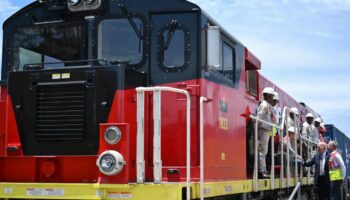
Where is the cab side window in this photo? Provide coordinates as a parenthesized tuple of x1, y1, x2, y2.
(246, 70, 257, 96)
(158, 21, 190, 72)
(214, 41, 235, 83)
(222, 42, 234, 81)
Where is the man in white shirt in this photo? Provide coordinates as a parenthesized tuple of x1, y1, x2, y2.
(257, 87, 275, 178)
(302, 113, 318, 143)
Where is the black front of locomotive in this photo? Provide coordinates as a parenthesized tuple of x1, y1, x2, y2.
(1, 0, 200, 156)
(2, 0, 149, 155)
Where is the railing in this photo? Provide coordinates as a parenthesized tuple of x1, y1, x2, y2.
(288, 182, 301, 200)
(199, 97, 208, 200)
(249, 115, 283, 191)
(136, 87, 191, 200)
(251, 106, 311, 191)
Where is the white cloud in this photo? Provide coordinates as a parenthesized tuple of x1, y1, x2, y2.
(299, 0, 350, 11)
(190, 0, 350, 136)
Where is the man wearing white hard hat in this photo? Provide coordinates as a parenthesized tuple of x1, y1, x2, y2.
(302, 113, 319, 143)
(302, 113, 318, 175)
(288, 107, 299, 130)
(256, 87, 275, 178)
(283, 127, 303, 177)
(314, 117, 322, 130)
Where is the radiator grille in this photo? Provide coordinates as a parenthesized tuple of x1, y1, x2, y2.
(35, 82, 86, 142)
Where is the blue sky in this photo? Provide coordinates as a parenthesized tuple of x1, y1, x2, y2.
(192, 0, 350, 136)
(1, 0, 350, 136)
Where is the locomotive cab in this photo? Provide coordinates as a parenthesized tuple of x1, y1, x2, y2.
(0, 0, 200, 184)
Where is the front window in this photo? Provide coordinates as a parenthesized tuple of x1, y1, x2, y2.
(13, 23, 85, 71)
(98, 18, 143, 65)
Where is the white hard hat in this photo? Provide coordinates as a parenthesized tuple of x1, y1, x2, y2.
(290, 107, 299, 115)
(273, 92, 279, 100)
(288, 127, 295, 133)
(320, 123, 326, 129)
(314, 117, 322, 123)
(262, 87, 275, 95)
(306, 113, 314, 118)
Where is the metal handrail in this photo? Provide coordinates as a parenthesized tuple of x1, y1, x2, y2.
(250, 115, 282, 191)
(280, 107, 287, 188)
(288, 182, 301, 200)
(299, 135, 318, 145)
(136, 87, 191, 200)
(293, 116, 298, 182)
(200, 97, 208, 200)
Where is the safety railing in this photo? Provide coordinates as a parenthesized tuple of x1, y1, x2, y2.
(288, 182, 301, 200)
(251, 106, 306, 191)
(300, 134, 318, 184)
(199, 97, 208, 200)
(136, 87, 191, 200)
(250, 115, 283, 191)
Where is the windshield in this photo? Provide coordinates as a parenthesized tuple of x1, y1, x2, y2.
(98, 18, 143, 65)
(13, 23, 85, 70)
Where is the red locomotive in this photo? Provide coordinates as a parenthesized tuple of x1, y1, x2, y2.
(0, 0, 331, 199)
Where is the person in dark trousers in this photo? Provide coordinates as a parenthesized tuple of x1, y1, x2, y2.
(328, 141, 346, 200)
(303, 142, 330, 200)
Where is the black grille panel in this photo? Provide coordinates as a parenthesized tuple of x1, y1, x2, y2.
(35, 82, 86, 142)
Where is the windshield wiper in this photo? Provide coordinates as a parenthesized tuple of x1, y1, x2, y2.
(118, 4, 144, 40)
(164, 20, 178, 50)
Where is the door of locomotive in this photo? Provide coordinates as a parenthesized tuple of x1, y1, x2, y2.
(148, 12, 198, 176)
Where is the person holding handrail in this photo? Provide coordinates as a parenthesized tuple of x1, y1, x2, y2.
(283, 127, 303, 177)
(328, 141, 346, 200)
(257, 87, 275, 179)
(303, 142, 330, 200)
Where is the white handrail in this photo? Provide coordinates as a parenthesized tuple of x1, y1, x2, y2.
(153, 90, 162, 183)
(250, 114, 281, 191)
(136, 90, 145, 183)
(250, 115, 283, 131)
(288, 182, 301, 200)
(253, 115, 259, 192)
(136, 87, 191, 200)
(200, 97, 208, 200)
(293, 117, 298, 181)
(280, 107, 287, 188)
(299, 135, 318, 145)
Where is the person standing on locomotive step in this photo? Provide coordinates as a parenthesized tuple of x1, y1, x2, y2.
(257, 87, 275, 178)
(302, 113, 318, 174)
(283, 127, 303, 177)
(314, 117, 322, 130)
(302, 113, 319, 143)
(328, 141, 346, 200)
(303, 142, 330, 200)
(287, 107, 299, 129)
(318, 123, 327, 143)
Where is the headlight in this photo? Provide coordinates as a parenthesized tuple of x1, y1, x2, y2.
(68, 0, 80, 6)
(104, 126, 122, 145)
(83, 0, 96, 4)
(97, 151, 125, 176)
